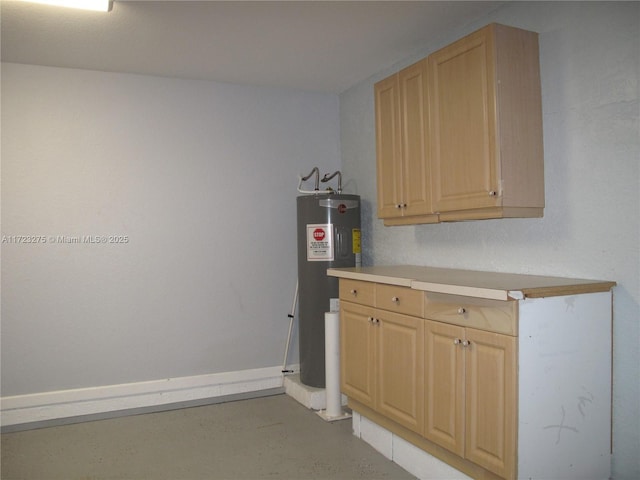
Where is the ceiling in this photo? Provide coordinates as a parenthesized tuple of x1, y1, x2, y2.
(0, 0, 504, 93)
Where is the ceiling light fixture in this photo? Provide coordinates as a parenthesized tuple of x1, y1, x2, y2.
(20, 0, 113, 12)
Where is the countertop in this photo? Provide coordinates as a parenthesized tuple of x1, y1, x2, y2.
(327, 265, 616, 301)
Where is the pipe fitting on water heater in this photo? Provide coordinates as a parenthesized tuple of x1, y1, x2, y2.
(298, 167, 344, 194)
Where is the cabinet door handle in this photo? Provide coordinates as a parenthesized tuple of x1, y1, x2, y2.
(368, 317, 374, 324)
(489, 190, 497, 196)
(391, 296, 399, 303)
(462, 340, 471, 347)
(457, 307, 466, 315)
(454, 338, 462, 345)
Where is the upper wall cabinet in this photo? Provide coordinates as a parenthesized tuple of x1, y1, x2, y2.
(375, 23, 544, 225)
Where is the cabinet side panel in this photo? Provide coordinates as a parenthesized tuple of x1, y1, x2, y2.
(518, 292, 612, 479)
(494, 24, 544, 208)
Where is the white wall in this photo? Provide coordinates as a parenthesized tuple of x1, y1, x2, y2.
(1, 64, 340, 396)
(339, 2, 639, 479)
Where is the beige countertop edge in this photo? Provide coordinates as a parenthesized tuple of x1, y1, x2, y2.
(409, 281, 511, 301)
(325, 268, 413, 287)
(327, 267, 616, 301)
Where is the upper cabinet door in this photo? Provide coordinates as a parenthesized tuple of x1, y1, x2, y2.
(375, 75, 403, 219)
(428, 26, 500, 213)
(399, 59, 432, 218)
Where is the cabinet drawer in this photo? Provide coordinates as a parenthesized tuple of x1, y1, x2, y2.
(339, 279, 375, 306)
(425, 293, 518, 335)
(375, 284, 424, 317)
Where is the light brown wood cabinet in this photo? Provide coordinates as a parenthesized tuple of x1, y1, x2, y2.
(332, 266, 615, 480)
(341, 278, 516, 478)
(374, 23, 544, 225)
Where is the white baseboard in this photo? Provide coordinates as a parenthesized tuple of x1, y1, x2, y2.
(1, 365, 298, 428)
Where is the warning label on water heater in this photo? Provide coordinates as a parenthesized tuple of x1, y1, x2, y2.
(307, 223, 334, 261)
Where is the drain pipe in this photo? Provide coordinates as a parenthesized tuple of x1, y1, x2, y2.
(317, 310, 351, 422)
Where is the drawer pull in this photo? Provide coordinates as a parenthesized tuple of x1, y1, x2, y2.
(391, 296, 400, 303)
(457, 307, 466, 315)
(350, 289, 357, 296)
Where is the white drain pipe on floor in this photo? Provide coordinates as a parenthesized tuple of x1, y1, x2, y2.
(317, 310, 351, 422)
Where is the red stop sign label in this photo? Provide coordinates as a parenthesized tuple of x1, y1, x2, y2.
(313, 228, 326, 241)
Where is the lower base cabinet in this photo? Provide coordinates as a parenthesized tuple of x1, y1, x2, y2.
(333, 267, 614, 480)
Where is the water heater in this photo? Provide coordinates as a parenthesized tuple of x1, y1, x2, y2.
(297, 193, 361, 388)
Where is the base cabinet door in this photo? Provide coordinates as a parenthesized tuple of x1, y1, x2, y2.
(340, 302, 376, 409)
(424, 321, 517, 479)
(424, 320, 465, 455)
(464, 328, 517, 479)
(377, 310, 424, 435)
